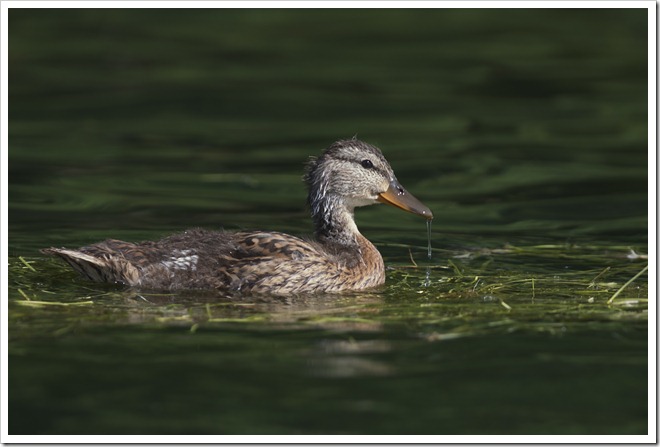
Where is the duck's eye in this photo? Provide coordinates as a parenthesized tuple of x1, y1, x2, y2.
(361, 159, 374, 169)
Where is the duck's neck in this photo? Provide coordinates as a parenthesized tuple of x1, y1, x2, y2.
(310, 192, 385, 280)
(310, 194, 361, 247)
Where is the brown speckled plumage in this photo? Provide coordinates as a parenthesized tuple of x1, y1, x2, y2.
(43, 138, 432, 295)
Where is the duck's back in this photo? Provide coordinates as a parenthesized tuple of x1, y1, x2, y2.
(43, 228, 385, 294)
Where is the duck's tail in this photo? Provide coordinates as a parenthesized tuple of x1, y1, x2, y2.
(41, 248, 141, 286)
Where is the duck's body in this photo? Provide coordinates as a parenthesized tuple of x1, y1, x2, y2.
(46, 229, 385, 294)
(43, 139, 432, 295)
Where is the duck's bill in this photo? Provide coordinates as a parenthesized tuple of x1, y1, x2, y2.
(377, 180, 433, 219)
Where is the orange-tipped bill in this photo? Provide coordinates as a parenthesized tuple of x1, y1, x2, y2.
(377, 179, 433, 220)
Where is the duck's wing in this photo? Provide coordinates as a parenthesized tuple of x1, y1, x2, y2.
(229, 231, 321, 261)
(42, 229, 237, 286)
(42, 229, 325, 290)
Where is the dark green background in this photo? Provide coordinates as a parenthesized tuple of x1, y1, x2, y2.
(8, 8, 648, 435)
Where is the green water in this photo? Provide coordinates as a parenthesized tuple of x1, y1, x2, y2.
(8, 8, 649, 435)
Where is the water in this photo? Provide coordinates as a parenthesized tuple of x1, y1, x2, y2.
(7, 8, 649, 436)
(427, 219, 433, 260)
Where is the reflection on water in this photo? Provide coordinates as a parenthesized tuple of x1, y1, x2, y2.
(8, 7, 648, 436)
(308, 339, 394, 378)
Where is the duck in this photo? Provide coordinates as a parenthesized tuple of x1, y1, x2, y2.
(43, 138, 433, 295)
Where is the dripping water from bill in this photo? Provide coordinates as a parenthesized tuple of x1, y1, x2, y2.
(426, 219, 432, 260)
(424, 218, 432, 287)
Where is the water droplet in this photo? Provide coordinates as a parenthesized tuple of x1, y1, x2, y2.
(423, 267, 431, 287)
(426, 219, 433, 260)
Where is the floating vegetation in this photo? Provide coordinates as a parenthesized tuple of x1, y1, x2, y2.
(7, 241, 648, 336)
(18, 256, 37, 272)
(608, 265, 649, 305)
(14, 300, 95, 308)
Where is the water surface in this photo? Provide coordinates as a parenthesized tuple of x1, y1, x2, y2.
(8, 8, 648, 436)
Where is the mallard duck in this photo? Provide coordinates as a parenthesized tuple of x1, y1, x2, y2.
(43, 138, 433, 294)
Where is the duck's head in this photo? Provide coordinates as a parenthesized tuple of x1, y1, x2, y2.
(304, 139, 433, 220)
